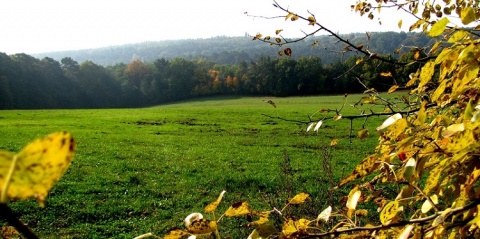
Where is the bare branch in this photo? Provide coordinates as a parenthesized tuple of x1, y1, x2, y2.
(303, 197, 480, 238)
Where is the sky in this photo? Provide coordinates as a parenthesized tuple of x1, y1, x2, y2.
(0, 0, 415, 55)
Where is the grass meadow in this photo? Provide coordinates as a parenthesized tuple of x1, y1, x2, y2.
(0, 94, 400, 238)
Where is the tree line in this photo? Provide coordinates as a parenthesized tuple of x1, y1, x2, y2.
(0, 50, 418, 109)
(33, 32, 433, 66)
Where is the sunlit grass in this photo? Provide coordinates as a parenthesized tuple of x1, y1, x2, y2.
(0, 93, 405, 238)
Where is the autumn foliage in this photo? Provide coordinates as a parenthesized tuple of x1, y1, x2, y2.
(2, 0, 480, 239)
(153, 0, 480, 238)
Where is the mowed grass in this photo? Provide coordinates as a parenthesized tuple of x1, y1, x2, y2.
(0, 94, 401, 238)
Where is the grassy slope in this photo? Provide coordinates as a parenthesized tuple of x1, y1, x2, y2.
(0, 94, 395, 238)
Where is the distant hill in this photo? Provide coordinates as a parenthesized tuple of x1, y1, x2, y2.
(33, 32, 434, 66)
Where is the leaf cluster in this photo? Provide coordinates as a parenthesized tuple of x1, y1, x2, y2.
(165, 0, 480, 238)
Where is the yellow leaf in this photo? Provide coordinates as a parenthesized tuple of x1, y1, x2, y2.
(338, 155, 379, 187)
(253, 33, 262, 40)
(414, 50, 420, 60)
(282, 219, 310, 237)
(410, 19, 426, 31)
(418, 61, 435, 90)
(428, 17, 450, 37)
(291, 15, 299, 21)
(285, 12, 294, 21)
(453, 65, 479, 99)
(185, 218, 217, 234)
(380, 72, 393, 77)
(431, 80, 447, 102)
(386, 118, 407, 139)
(204, 190, 226, 213)
(434, 48, 453, 65)
(289, 193, 309, 204)
(357, 129, 369, 139)
(461, 7, 476, 25)
(308, 16, 316, 25)
(333, 115, 342, 121)
(468, 205, 480, 227)
(275, 29, 283, 35)
(0, 132, 75, 206)
(465, 99, 475, 120)
(164, 229, 191, 239)
(248, 212, 270, 227)
(275, 38, 282, 43)
(398, 19, 403, 29)
(330, 139, 339, 146)
(387, 85, 399, 94)
(380, 201, 399, 225)
(430, 41, 442, 54)
(415, 101, 427, 125)
(421, 194, 439, 214)
(356, 58, 364, 65)
(448, 30, 469, 43)
(225, 201, 251, 217)
(376, 113, 402, 131)
(424, 161, 445, 195)
(442, 123, 465, 138)
(355, 209, 369, 216)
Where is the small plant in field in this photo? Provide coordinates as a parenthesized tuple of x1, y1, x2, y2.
(0, 132, 76, 239)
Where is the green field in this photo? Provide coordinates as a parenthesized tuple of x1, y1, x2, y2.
(0, 95, 396, 238)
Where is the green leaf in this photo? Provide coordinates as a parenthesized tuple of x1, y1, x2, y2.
(428, 17, 449, 37)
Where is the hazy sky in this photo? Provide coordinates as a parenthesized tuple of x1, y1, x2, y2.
(0, 0, 414, 54)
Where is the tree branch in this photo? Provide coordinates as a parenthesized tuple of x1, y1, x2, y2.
(303, 197, 480, 238)
(0, 204, 39, 239)
(250, 0, 436, 66)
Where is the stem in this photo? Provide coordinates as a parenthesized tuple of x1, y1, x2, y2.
(0, 204, 39, 239)
(1, 155, 18, 203)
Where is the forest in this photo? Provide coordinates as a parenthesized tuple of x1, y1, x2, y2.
(1, 32, 431, 109)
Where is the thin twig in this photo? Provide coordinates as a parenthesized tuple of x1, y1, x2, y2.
(303, 197, 480, 238)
